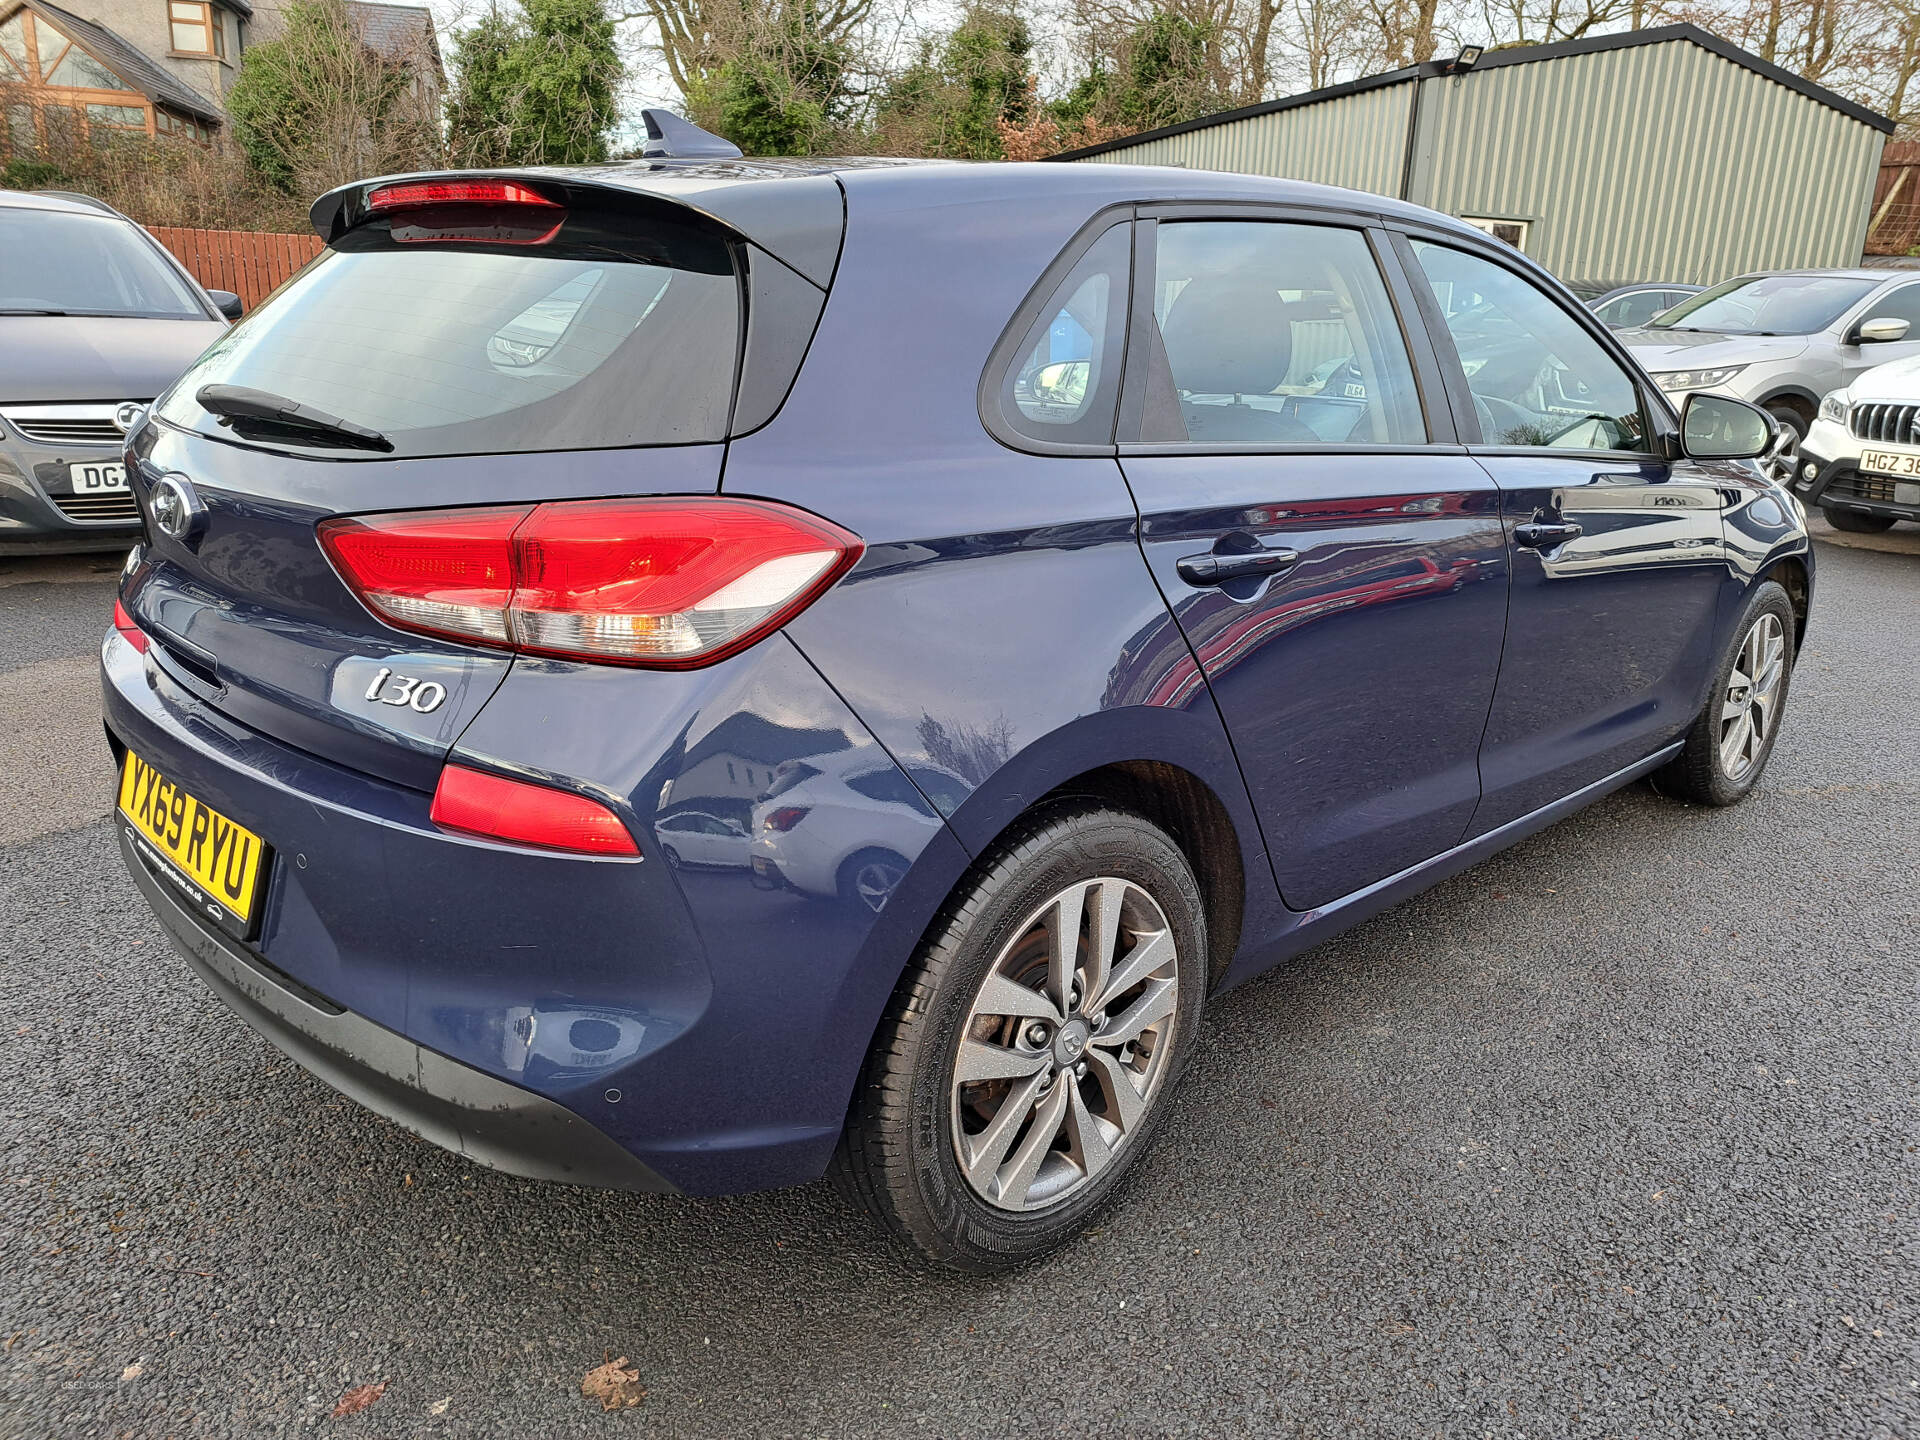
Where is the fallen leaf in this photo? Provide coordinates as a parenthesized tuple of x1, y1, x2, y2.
(331, 1381, 388, 1419)
(429, 1396, 451, 1415)
(121, 1362, 143, 1382)
(581, 1357, 646, 1411)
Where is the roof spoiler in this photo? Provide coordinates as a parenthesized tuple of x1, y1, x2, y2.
(640, 108, 742, 160)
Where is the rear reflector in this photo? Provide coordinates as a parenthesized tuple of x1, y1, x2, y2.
(430, 765, 638, 856)
(113, 598, 149, 654)
(320, 498, 862, 669)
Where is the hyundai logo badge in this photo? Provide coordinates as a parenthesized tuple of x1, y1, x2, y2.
(148, 473, 206, 543)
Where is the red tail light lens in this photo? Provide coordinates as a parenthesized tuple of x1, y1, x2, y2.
(430, 764, 638, 856)
(763, 806, 810, 832)
(319, 498, 862, 669)
(113, 598, 149, 654)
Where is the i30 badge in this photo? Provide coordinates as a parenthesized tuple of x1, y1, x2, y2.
(148, 473, 206, 543)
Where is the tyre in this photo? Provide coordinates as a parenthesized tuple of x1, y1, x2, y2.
(838, 848, 910, 914)
(1822, 506, 1897, 535)
(1654, 580, 1795, 806)
(661, 844, 681, 867)
(1763, 402, 1807, 472)
(835, 804, 1207, 1272)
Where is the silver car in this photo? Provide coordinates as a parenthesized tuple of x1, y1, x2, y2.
(1619, 269, 1920, 467)
(0, 189, 234, 555)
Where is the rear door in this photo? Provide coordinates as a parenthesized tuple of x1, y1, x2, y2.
(122, 180, 753, 792)
(1398, 233, 1727, 834)
(1120, 212, 1510, 912)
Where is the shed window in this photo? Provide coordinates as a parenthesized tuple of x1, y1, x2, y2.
(1462, 217, 1529, 251)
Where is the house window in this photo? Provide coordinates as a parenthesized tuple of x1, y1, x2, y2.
(1462, 217, 1530, 251)
(86, 102, 146, 128)
(169, 0, 219, 56)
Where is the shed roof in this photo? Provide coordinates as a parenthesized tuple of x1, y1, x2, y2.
(16, 0, 226, 124)
(1050, 23, 1895, 163)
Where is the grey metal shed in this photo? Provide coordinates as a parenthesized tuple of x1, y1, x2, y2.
(1053, 25, 1894, 287)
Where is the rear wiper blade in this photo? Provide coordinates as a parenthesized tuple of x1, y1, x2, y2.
(196, 383, 393, 453)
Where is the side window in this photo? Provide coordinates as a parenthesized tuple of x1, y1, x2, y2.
(1145, 221, 1425, 446)
(995, 223, 1130, 448)
(1413, 241, 1650, 453)
(1862, 285, 1920, 331)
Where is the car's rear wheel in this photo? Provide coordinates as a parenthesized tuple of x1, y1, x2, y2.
(835, 804, 1207, 1271)
(1654, 580, 1795, 806)
(839, 848, 909, 914)
(1822, 506, 1897, 534)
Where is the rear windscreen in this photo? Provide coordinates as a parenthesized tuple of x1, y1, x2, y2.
(156, 196, 740, 457)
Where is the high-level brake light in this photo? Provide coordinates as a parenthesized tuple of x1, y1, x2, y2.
(365, 180, 565, 245)
(319, 498, 863, 670)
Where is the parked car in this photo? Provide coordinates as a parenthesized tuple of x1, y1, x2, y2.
(1618, 269, 1920, 467)
(0, 189, 237, 555)
(1796, 354, 1920, 532)
(653, 809, 751, 869)
(1586, 282, 1703, 329)
(105, 125, 1811, 1273)
(749, 753, 970, 911)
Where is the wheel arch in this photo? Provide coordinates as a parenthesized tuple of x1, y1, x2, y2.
(1755, 387, 1819, 425)
(1759, 550, 1811, 651)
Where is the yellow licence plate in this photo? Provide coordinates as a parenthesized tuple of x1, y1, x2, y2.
(118, 750, 268, 936)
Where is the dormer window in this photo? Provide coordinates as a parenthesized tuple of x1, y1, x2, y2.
(169, 0, 223, 58)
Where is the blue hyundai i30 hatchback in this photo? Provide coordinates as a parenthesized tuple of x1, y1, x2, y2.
(104, 137, 1812, 1270)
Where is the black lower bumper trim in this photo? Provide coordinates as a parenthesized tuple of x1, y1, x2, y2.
(124, 830, 675, 1194)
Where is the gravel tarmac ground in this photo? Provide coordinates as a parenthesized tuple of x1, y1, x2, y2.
(1, 537, 1916, 1440)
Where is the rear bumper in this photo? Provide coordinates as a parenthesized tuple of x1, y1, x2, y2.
(124, 824, 675, 1192)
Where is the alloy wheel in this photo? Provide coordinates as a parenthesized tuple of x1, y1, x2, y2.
(1719, 611, 1785, 781)
(949, 877, 1181, 1213)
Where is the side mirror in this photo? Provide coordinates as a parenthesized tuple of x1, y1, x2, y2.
(1679, 391, 1776, 461)
(208, 289, 244, 321)
(1855, 316, 1911, 344)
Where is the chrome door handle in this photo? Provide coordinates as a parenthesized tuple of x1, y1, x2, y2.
(1514, 521, 1583, 550)
(1176, 547, 1301, 587)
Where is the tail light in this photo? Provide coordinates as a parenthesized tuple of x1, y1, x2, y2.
(763, 806, 810, 832)
(430, 764, 638, 856)
(319, 498, 862, 669)
(366, 179, 564, 246)
(113, 598, 149, 654)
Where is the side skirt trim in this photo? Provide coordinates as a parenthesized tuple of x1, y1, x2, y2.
(1219, 741, 1683, 991)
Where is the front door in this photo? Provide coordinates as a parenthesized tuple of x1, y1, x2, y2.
(1839, 281, 1920, 388)
(1402, 237, 1728, 835)
(1122, 217, 1510, 911)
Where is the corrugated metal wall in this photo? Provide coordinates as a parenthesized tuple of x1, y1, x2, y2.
(1071, 36, 1886, 285)
(1077, 80, 1413, 198)
(1411, 42, 1884, 282)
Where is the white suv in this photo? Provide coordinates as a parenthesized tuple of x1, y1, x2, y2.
(1797, 354, 1920, 533)
(1619, 269, 1920, 471)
